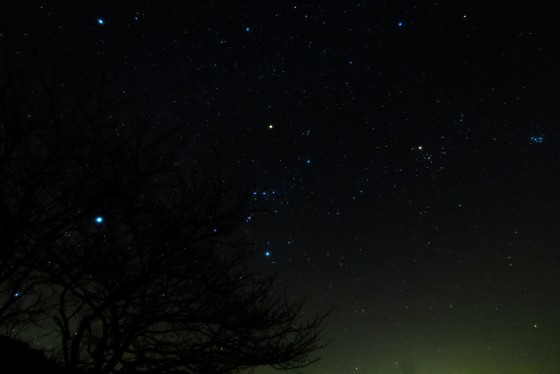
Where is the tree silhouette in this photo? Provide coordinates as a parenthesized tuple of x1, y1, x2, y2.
(49, 171, 326, 373)
(0, 40, 327, 372)
(0, 38, 181, 331)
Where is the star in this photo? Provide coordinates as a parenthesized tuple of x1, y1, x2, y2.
(268, 123, 274, 129)
(306, 159, 311, 165)
(265, 251, 271, 257)
(397, 21, 404, 28)
(95, 216, 104, 224)
(245, 26, 250, 32)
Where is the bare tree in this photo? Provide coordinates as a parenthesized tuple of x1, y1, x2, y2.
(0, 39, 327, 372)
(0, 38, 180, 330)
(46, 166, 326, 373)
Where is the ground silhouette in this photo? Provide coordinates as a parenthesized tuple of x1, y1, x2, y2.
(0, 336, 80, 373)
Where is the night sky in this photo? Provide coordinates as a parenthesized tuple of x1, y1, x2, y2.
(4, 1, 560, 373)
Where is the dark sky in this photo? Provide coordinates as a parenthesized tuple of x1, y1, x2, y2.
(4, 1, 560, 372)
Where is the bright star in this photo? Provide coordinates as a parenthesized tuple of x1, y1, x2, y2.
(245, 26, 250, 32)
(95, 216, 104, 224)
(306, 159, 311, 165)
(265, 251, 271, 257)
(268, 123, 274, 129)
(397, 21, 404, 27)
(97, 18, 105, 26)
